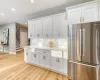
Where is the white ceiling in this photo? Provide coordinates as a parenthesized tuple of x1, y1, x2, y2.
(0, 0, 92, 25)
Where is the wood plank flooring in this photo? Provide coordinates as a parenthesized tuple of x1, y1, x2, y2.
(0, 51, 68, 80)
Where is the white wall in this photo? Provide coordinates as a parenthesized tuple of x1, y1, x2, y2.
(0, 23, 16, 54)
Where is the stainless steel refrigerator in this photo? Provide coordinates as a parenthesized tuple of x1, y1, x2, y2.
(68, 22, 100, 80)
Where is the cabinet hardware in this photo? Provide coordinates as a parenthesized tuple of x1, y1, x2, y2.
(37, 34, 40, 37)
(83, 17, 84, 22)
(43, 55, 46, 60)
(80, 17, 81, 22)
(26, 52, 28, 56)
(46, 34, 48, 37)
(30, 34, 32, 37)
(34, 54, 36, 57)
(56, 58, 60, 62)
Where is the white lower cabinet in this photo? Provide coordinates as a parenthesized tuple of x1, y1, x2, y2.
(39, 50, 51, 68)
(51, 57, 65, 73)
(24, 49, 31, 63)
(31, 51, 39, 65)
(24, 48, 68, 75)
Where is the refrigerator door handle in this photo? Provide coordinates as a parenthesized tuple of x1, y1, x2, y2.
(96, 30, 99, 64)
(79, 29, 82, 57)
(83, 29, 85, 56)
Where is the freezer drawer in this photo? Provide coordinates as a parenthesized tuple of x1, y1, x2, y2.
(68, 61, 97, 80)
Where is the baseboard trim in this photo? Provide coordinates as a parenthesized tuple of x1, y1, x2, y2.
(9, 52, 16, 54)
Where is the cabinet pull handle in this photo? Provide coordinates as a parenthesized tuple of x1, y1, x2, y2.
(56, 58, 59, 62)
(80, 17, 81, 22)
(34, 54, 36, 57)
(43, 56, 46, 60)
(83, 17, 84, 22)
(37, 34, 40, 37)
(30, 34, 32, 37)
(46, 34, 48, 37)
(26, 52, 28, 56)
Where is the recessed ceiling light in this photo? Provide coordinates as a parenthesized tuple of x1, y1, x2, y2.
(31, 0, 34, 3)
(12, 8, 16, 11)
(0, 13, 4, 16)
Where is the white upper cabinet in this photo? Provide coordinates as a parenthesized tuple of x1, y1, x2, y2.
(82, 3, 98, 23)
(34, 19, 43, 38)
(28, 21, 34, 38)
(42, 17, 53, 38)
(66, 1, 99, 24)
(67, 7, 82, 24)
(53, 13, 68, 38)
(28, 12, 67, 38)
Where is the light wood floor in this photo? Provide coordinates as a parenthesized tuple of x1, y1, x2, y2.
(0, 51, 68, 80)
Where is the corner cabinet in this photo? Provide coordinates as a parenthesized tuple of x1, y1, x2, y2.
(66, 1, 99, 24)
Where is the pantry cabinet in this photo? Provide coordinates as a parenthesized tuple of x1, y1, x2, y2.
(66, 2, 99, 24)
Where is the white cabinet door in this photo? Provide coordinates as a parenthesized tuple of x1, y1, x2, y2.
(31, 52, 39, 65)
(24, 50, 31, 63)
(53, 13, 68, 38)
(39, 51, 51, 68)
(34, 19, 43, 38)
(67, 7, 81, 24)
(28, 21, 34, 38)
(82, 3, 98, 23)
(51, 50, 65, 73)
(42, 17, 53, 38)
(51, 57, 64, 73)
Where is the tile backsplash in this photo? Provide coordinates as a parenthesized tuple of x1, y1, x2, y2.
(30, 38, 68, 48)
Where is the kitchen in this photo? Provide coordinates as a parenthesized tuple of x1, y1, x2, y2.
(0, 0, 100, 80)
(26, 0, 100, 80)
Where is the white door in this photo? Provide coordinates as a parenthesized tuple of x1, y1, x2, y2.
(67, 7, 82, 24)
(82, 3, 98, 23)
(28, 21, 33, 38)
(20, 32, 28, 49)
(42, 17, 53, 38)
(34, 19, 43, 38)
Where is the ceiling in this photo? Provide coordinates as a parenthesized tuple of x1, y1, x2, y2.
(0, 0, 92, 25)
